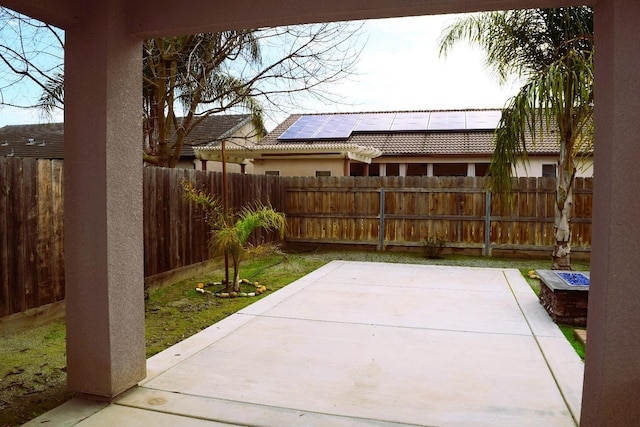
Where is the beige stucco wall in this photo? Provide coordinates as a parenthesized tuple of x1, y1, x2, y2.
(374, 156, 487, 176)
(513, 156, 594, 178)
(252, 157, 344, 176)
(249, 154, 594, 178)
(376, 155, 593, 177)
(200, 161, 253, 174)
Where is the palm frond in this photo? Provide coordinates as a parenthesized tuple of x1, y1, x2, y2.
(439, 8, 593, 83)
(209, 225, 243, 259)
(181, 180, 224, 227)
(37, 72, 64, 114)
(486, 30, 593, 201)
(236, 201, 287, 245)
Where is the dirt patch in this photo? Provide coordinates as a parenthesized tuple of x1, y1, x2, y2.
(0, 319, 71, 426)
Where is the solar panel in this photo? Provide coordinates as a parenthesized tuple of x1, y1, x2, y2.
(314, 126, 352, 139)
(352, 113, 394, 132)
(466, 110, 502, 130)
(278, 115, 331, 139)
(277, 111, 501, 140)
(315, 114, 362, 139)
(428, 112, 466, 130)
(390, 112, 430, 131)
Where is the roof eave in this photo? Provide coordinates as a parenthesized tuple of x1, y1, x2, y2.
(194, 144, 382, 164)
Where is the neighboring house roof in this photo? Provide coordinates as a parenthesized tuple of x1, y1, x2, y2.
(0, 115, 254, 160)
(0, 123, 64, 159)
(177, 114, 255, 157)
(258, 110, 561, 157)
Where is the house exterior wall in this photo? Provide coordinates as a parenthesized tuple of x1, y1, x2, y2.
(253, 157, 344, 176)
(513, 156, 594, 178)
(199, 161, 253, 174)
(189, 122, 260, 172)
(250, 154, 594, 178)
(180, 158, 253, 173)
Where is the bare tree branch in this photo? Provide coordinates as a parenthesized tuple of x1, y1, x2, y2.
(0, 8, 64, 114)
(0, 9, 364, 167)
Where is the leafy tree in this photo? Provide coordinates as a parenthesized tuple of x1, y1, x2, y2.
(142, 32, 266, 167)
(183, 181, 286, 293)
(140, 24, 362, 167)
(439, 7, 594, 269)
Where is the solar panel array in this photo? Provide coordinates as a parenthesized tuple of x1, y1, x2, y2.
(278, 111, 502, 141)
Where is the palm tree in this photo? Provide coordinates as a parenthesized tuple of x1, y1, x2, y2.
(183, 181, 286, 292)
(211, 203, 286, 292)
(439, 7, 594, 269)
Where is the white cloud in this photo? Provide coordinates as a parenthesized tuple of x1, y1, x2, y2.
(287, 14, 523, 124)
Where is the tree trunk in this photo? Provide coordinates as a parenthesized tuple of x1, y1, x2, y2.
(232, 256, 241, 293)
(552, 169, 573, 270)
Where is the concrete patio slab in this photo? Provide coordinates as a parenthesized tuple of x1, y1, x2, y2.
(26, 261, 583, 426)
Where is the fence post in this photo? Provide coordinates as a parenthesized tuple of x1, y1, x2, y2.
(484, 188, 492, 257)
(378, 187, 385, 251)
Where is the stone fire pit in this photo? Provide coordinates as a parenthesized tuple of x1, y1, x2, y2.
(537, 270, 590, 327)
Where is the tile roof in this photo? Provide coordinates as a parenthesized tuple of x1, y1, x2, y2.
(260, 110, 560, 156)
(178, 114, 252, 146)
(177, 114, 253, 157)
(0, 123, 64, 159)
(0, 115, 253, 159)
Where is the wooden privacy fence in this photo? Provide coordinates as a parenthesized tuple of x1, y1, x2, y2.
(1, 158, 592, 318)
(0, 161, 285, 318)
(0, 157, 65, 319)
(284, 175, 592, 254)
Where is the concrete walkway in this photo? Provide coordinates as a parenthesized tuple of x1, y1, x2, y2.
(27, 261, 584, 426)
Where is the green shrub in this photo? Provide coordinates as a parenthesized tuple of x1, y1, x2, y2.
(422, 235, 446, 259)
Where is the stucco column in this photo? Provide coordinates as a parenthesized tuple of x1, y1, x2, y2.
(582, 0, 640, 423)
(64, 0, 145, 398)
(426, 163, 434, 177)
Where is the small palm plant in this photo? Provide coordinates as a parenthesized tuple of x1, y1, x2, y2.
(183, 181, 286, 292)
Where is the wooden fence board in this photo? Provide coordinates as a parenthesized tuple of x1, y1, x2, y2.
(171, 168, 187, 270)
(0, 157, 8, 317)
(143, 166, 155, 277)
(22, 159, 37, 309)
(36, 160, 54, 306)
(50, 161, 64, 302)
(8, 159, 25, 315)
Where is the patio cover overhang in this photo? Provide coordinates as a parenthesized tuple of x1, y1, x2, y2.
(194, 144, 383, 164)
(1, 0, 639, 425)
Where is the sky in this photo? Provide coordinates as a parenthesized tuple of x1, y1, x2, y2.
(0, 14, 523, 131)
(297, 15, 522, 119)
